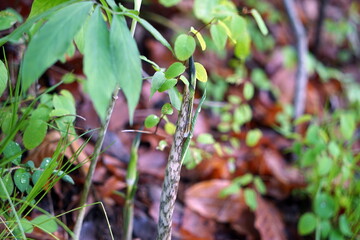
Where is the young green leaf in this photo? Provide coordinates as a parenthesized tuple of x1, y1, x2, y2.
(253, 176, 266, 194)
(250, 9, 269, 36)
(194, 0, 219, 22)
(234, 173, 253, 186)
(28, 0, 72, 18)
(234, 33, 251, 60)
(161, 103, 173, 115)
(339, 214, 352, 236)
(32, 170, 43, 185)
(314, 193, 336, 219)
(298, 212, 317, 235)
(0, 8, 22, 31)
(0, 60, 8, 96)
(164, 122, 176, 135)
(165, 62, 186, 79)
(144, 114, 160, 128)
(14, 169, 31, 193)
(244, 188, 257, 210)
(190, 27, 206, 51)
(159, 0, 181, 7)
(23, 119, 48, 150)
(0, 174, 14, 199)
(210, 23, 228, 50)
(174, 34, 196, 61)
(246, 129, 262, 147)
(110, 14, 143, 124)
(168, 87, 181, 110)
(40, 157, 52, 169)
(197, 133, 215, 144)
(22, 1, 93, 91)
(194, 62, 208, 82)
(31, 215, 58, 233)
(158, 79, 178, 92)
(150, 71, 167, 97)
(243, 82, 254, 100)
(340, 112, 356, 140)
(228, 15, 248, 42)
(3, 141, 22, 164)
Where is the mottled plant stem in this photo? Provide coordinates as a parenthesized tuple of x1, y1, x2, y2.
(156, 57, 196, 240)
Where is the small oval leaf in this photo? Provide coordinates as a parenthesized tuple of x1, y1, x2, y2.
(298, 212, 317, 235)
(158, 79, 177, 92)
(174, 34, 196, 61)
(194, 62, 208, 82)
(161, 103, 174, 115)
(144, 114, 160, 128)
(165, 62, 186, 79)
(246, 129, 262, 147)
(14, 169, 31, 193)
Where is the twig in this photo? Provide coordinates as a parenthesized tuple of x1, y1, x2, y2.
(283, 0, 308, 119)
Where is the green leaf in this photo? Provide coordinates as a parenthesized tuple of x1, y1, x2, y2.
(251, 68, 271, 90)
(0, 8, 22, 31)
(246, 129, 262, 147)
(165, 62, 186, 79)
(194, 0, 219, 22)
(329, 230, 345, 240)
(32, 170, 43, 185)
(3, 141, 22, 164)
(158, 79, 178, 92)
(61, 73, 76, 84)
(234, 33, 251, 60)
(0, 60, 8, 97)
(250, 9, 269, 36)
(22, 1, 93, 91)
(317, 155, 332, 176)
(164, 122, 176, 135)
(161, 103, 174, 115)
(168, 87, 181, 111)
(228, 15, 248, 42)
(190, 27, 206, 51)
(14, 169, 31, 193)
(144, 114, 160, 128)
(174, 34, 196, 61)
(0, 173, 14, 199)
(194, 62, 208, 82)
(298, 212, 317, 235)
(197, 133, 215, 144)
(244, 188, 257, 210)
(31, 215, 58, 233)
(20, 218, 34, 233)
(339, 214, 352, 237)
(159, 0, 181, 7)
(243, 82, 254, 100)
(150, 71, 167, 97)
(340, 112, 356, 140)
(314, 193, 336, 219)
(254, 176, 266, 194)
(234, 173, 253, 186)
(210, 23, 228, 50)
(23, 119, 48, 150)
(84, 6, 116, 122)
(294, 114, 312, 125)
(40, 157, 52, 169)
(110, 15, 142, 124)
(28, 0, 71, 18)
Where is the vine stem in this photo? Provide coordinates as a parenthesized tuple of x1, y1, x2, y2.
(73, 1, 142, 238)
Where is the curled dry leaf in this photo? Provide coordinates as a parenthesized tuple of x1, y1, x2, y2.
(254, 195, 287, 240)
(184, 179, 247, 223)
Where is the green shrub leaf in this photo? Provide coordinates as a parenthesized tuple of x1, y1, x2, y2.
(246, 129, 262, 147)
(339, 214, 352, 236)
(298, 212, 317, 235)
(197, 133, 215, 144)
(22, 1, 93, 91)
(23, 119, 48, 150)
(144, 114, 160, 128)
(150, 71, 167, 97)
(168, 87, 181, 110)
(194, 0, 219, 22)
(110, 14, 142, 124)
(210, 23, 228, 50)
(14, 168, 31, 193)
(161, 103, 174, 115)
(0, 60, 7, 97)
(340, 112, 356, 140)
(158, 79, 178, 92)
(243, 82, 254, 100)
(0, 8, 22, 31)
(250, 9, 268, 36)
(28, 0, 71, 18)
(0, 173, 14, 199)
(314, 193, 336, 219)
(31, 215, 58, 233)
(3, 141, 22, 164)
(159, 0, 181, 7)
(165, 62, 186, 79)
(244, 188, 257, 210)
(174, 34, 196, 61)
(194, 62, 208, 82)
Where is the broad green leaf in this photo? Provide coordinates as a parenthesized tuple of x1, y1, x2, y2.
(251, 68, 271, 90)
(298, 212, 317, 235)
(161, 103, 173, 115)
(31, 106, 51, 121)
(14, 169, 31, 193)
(159, 0, 181, 7)
(246, 129, 262, 147)
(234, 33, 251, 60)
(0, 60, 8, 97)
(194, 62, 208, 82)
(190, 27, 206, 51)
(31, 215, 58, 233)
(168, 87, 181, 110)
(20, 218, 34, 234)
(110, 15, 142, 124)
(197, 133, 215, 144)
(228, 15, 248, 42)
(234, 173, 253, 186)
(32, 170, 43, 185)
(314, 193, 336, 219)
(210, 23, 228, 50)
(144, 114, 160, 128)
(243, 82, 254, 100)
(150, 71, 167, 97)
(53, 170, 74, 184)
(0, 8, 22, 31)
(339, 215, 352, 237)
(158, 79, 177, 92)
(320, 220, 332, 238)
(22, 1, 93, 91)
(84, 6, 116, 122)
(165, 62, 186, 79)
(340, 112, 356, 140)
(244, 188, 257, 210)
(253, 176, 266, 194)
(61, 73, 76, 84)
(164, 122, 176, 135)
(194, 0, 220, 22)
(3, 141, 22, 164)
(329, 230, 344, 240)
(28, 0, 71, 18)
(0, 173, 14, 199)
(40, 157, 52, 169)
(317, 155, 332, 176)
(174, 34, 196, 61)
(250, 9, 268, 36)
(23, 119, 48, 150)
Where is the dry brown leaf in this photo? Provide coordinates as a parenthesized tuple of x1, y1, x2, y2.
(254, 195, 287, 240)
(185, 179, 247, 223)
